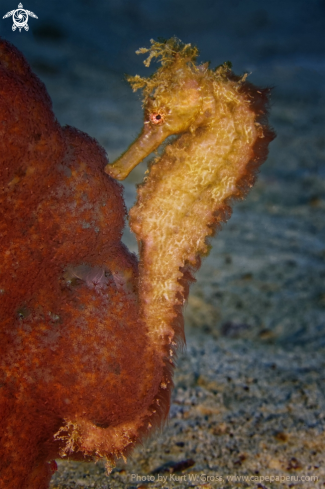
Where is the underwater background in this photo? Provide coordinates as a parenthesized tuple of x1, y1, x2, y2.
(1, 0, 324, 487)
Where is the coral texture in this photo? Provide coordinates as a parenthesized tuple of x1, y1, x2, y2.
(0, 37, 274, 488)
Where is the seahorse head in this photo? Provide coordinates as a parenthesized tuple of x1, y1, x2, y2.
(105, 38, 224, 180)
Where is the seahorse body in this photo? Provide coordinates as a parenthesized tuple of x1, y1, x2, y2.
(107, 37, 275, 382)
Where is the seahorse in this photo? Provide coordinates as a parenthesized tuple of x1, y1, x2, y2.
(0, 37, 274, 489)
(106, 37, 275, 392)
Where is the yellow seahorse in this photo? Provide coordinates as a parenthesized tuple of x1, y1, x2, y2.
(106, 37, 275, 379)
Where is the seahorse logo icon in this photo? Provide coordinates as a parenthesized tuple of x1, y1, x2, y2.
(3, 3, 38, 32)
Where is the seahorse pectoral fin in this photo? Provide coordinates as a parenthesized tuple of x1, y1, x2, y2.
(105, 124, 170, 181)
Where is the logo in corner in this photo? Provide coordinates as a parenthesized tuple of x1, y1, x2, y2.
(3, 3, 38, 32)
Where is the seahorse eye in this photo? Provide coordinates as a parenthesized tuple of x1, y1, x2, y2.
(150, 112, 164, 124)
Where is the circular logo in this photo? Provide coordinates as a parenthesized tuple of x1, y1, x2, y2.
(13, 8, 28, 30)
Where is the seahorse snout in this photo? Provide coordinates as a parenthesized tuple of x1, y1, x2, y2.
(105, 121, 170, 180)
